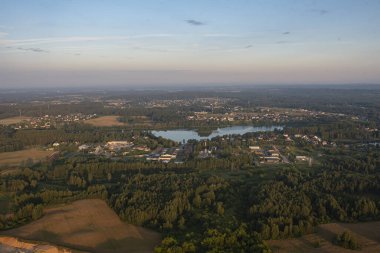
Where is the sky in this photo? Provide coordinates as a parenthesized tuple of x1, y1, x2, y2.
(0, 0, 380, 87)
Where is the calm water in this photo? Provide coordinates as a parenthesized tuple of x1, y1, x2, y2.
(151, 125, 283, 143)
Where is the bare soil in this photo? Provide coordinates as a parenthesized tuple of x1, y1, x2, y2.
(0, 236, 72, 253)
(3, 199, 161, 253)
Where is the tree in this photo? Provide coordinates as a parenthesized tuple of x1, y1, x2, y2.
(334, 231, 361, 250)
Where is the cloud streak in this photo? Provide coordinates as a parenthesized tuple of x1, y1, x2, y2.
(0, 34, 176, 46)
(185, 19, 205, 26)
(310, 9, 329, 15)
(16, 47, 49, 53)
(203, 33, 244, 38)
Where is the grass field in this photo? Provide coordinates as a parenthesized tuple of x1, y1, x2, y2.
(0, 148, 55, 167)
(3, 199, 161, 253)
(0, 116, 31, 125)
(268, 221, 380, 253)
(84, 116, 126, 127)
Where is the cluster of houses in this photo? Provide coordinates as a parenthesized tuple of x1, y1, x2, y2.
(250, 146, 282, 164)
(146, 147, 180, 163)
(293, 134, 329, 146)
(143, 97, 232, 109)
(187, 112, 235, 122)
(13, 113, 97, 130)
(187, 110, 295, 123)
(78, 141, 150, 158)
(77, 139, 186, 163)
(186, 106, 349, 125)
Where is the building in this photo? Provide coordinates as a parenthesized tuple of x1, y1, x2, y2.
(296, 156, 309, 161)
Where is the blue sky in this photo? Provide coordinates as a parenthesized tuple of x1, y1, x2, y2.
(0, 0, 379, 87)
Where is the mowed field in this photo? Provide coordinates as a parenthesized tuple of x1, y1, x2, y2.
(84, 116, 126, 127)
(3, 199, 161, 253)
(0, 148, 56, 167)
(0, 116, 31, 125)
(268, 221, 380, 253)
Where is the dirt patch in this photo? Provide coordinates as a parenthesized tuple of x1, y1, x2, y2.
(84, 116, 126, 127)
(0, 148, 56, 167)
(3, 199, 161, 253)
(0, 236, 72, 253)
(0, 116, 31, 125)
(268, 221, 380, 253)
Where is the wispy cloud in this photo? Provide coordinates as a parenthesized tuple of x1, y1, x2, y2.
(203, 33, 243, 38)
(282, 31, 290, 35)
(16, 47, 49, 53)
(310, 9, 329, 15)
(0, 34, 175, 46)
(275, 40, 302, 45)
(3, 46, 49, 53)
(185, 19, 205, 26)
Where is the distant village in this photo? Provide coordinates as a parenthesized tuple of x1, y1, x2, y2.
(11, 113, 97, 130)
(41, 129, 337, 166)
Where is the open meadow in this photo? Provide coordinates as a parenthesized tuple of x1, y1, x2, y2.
(0, 148, 55, 167)
(3, 199, 161, 253)
(268, 222, 380, 253)
(0, 116, 31, 125)
(84, 116, 126, 127)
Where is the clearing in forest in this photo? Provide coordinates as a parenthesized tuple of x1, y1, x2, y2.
(3, 199, 161, 253)
(0, 148, 55, 167)
(268, 221, 380, 253)
(84, 116, 126, 127)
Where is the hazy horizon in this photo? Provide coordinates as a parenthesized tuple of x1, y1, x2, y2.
(1, 0, 380, 87)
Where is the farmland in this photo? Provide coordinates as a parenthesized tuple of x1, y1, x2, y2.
(0, 148, 56, 167)
(268, 222, 380, 253)
(0, 116, 31, 125)
(3, 199, 161, 253)
(84, 116, 126, 127)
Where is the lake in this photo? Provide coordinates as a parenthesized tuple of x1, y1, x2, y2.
(151, 125, 283, 143)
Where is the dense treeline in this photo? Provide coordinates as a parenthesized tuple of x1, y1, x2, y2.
(0, 126, 24, 152)
(248, 152, 379, 241)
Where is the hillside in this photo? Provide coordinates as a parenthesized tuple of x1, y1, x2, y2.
(2, 199, 161, 253)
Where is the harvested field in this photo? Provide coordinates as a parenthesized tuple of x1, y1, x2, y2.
(84, 116, 126, 127)
(0, 116, 31, 125)
(0, 148, 56, 166)
(268, 221, 380, 253)
(0, 236, 72, 253)
(3, 199, 161, 253)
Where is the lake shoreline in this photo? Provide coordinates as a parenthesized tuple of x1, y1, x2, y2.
(151, 125, 283, 142)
